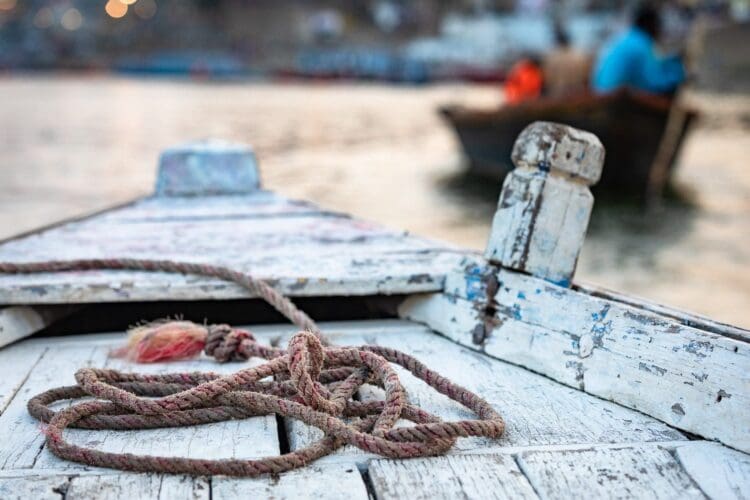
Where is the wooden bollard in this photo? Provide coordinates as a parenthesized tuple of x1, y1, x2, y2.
(484, 121, 605, 287)
(155, 140, 260, 196)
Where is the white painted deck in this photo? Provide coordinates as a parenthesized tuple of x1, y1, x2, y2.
(0, 192, 464, 306)
(0, 320, 747, 499)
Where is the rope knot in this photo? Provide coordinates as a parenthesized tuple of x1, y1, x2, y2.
(204, 324, 255, 363)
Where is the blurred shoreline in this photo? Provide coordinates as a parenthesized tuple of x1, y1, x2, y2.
(0, 75, 748, 328)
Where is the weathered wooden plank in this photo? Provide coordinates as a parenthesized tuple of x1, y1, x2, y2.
(0, 212, 425, 257)
(675, 442, 750, 500)
(517, 446, 706, 499)
(212, 463, 369, 500)
(0, 344, 109, 470)
(494, 269, 749, 452)
(0, 472, 208, 500)
(399, 293, 584, 388)
(404, 266, 750, 452)
(0, 474, 70, 500)
(369, 454, 539, 500)
(4, 321, 743, 500)
(575, 281, 750, 343)
(68, 474, 208, 500)
(0, 252, 455, 305)
(0, 341, 45, 414)
(281, 321, 684, 467)
(34, 347, 280, 471)
(399, 292, 487, 349)
(0, 305, 73, 349)
(0, 208, 461, 304)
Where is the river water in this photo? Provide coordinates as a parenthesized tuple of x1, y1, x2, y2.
(1, 75, 748, 327)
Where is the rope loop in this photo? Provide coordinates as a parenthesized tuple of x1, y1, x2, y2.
(288, 331, 340, 414)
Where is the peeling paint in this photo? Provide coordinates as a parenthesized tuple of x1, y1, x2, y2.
(407, 274, 434, 284)
(638, 363, 667, 376)
(716, 390, 732, 403)
(565, 360, 586, 389)
(684, 341, 714, 358)
(579, 334, 595, 358)
(591, 304, 611, 322)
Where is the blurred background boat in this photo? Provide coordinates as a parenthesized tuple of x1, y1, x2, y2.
(441, 90, 698, 199)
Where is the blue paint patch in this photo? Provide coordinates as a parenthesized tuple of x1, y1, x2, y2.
(535, 288, 541, 294)
(517, 291, 526, 300)
(510, 304, 522, 320)
(463, 275, 484, 301)
(465, 264, 481, 276)
(591, 304, 611, 322)
(545, 277, 570, 288)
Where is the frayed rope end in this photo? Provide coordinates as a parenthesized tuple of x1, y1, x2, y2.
(111, 320, 209, 363)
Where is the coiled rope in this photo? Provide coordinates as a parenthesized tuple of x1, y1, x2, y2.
(1, 259, 505, 477)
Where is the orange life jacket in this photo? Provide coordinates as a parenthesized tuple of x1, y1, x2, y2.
(504, 59, 543, 104)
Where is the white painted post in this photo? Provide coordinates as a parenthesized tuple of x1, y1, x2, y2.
(155, 139, 260, 196)
(484, 121, 605, 287)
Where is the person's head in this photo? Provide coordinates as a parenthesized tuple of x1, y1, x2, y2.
(633, 3, 661, 39)
(554, 24, 570, 48)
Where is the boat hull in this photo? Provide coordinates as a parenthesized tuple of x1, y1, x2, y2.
(441, 91, 696, 198)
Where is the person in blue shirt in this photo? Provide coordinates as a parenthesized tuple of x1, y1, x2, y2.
(592, 4, 685, 95)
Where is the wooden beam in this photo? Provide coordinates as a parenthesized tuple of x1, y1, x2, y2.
(0, 305, 74, 349)
(0, 192, 460, 305)
(400, 264, 750, 452)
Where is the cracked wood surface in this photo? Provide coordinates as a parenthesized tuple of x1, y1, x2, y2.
(368, 454, 538, 499)
(0, 320, 746, 499)
(517, 446, 706, 499)
(0, 191, 464, 305)
(0, 472, 209, 500)
(402, 263, 750, 453)
(674, 441, 750, 500)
